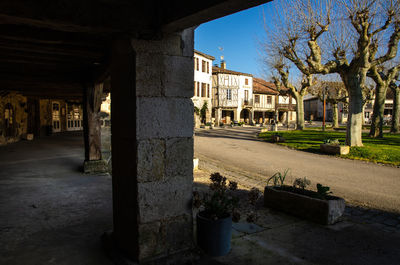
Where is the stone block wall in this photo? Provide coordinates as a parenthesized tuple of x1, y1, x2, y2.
(111, 28, 195, 263)
(133, 28, 195, 262)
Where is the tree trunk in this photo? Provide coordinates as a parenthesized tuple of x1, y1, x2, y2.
(391, 85, 400, 133)
(369, 82, 388, 138)
(295, 94, 305, 130)
(332, 103, 339, 128)
(342, 74, 364, 146)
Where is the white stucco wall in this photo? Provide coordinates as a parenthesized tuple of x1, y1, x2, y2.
(193, 52, 213, 111)
(238, 75, 253, 107)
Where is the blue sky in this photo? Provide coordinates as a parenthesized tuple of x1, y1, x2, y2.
(194, 3, 274, 78)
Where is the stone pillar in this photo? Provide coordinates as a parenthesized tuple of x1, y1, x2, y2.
(83, 83, 108, 173)
(110, 29, 194, 264)
(281, 112, 287, 124)
(233, 109, 239, 122)
(215, 108, 222, 125)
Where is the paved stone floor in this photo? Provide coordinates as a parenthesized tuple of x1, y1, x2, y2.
(1, 134, 400, 265)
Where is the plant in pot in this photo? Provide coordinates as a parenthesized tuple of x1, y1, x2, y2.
(193, 172, 240, 257)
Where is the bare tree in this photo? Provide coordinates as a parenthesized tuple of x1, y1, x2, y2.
(367, 64, 400, 137)
(309, 80, 347, 128)
(263, 0, 400, 146)
(271, 58, 313, 130)
(390, 74, 400, 132)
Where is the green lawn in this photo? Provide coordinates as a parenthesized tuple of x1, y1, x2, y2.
(258, 129, 400, 166)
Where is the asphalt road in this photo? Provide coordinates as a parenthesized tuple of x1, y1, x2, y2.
(194, 127, 400, 214)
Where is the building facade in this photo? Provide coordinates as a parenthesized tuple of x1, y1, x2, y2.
(275, 92, 297, 125)
(304, 93, 397, 125)
(212, 63, 253, 125)
(252, 78, 279, 124)
(193, 50, 215, 127)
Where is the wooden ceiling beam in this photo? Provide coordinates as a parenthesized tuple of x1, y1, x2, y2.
(0, 49, 103, 63)
(0, 40, 105, 59)
(0, 1, 153, 34)
(0, 25, 110, 47)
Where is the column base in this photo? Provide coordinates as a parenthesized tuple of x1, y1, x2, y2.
(83, 159, 109, 174)
(102, 231, 199, 265)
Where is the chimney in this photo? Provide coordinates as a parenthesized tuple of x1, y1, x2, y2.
(220, 60, 226, 69)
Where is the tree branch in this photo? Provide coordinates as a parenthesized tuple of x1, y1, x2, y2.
(370, 10, 394, 37)
(373, 23, 400, 66)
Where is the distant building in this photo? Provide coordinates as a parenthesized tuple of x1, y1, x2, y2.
(275, 87, 297, 125)
(304, 93, 348, 124)
(304, 91, 395, 125)
(212, 62, 253, 125)
(252, 78, 279, 124)
(193, 50, 215, 127)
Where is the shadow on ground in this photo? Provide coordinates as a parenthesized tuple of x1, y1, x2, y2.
(1, 134, 399, 265)
(194, 171, 400, 265)
(195, 127, 263, 142)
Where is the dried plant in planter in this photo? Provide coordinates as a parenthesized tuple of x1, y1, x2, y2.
(246, 187, 262, 223)
(293, 177, 311, 191)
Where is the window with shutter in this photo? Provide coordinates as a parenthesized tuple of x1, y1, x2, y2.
(202, 83, 207, 97)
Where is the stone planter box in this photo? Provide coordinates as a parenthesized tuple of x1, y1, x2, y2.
(271, 135, 285, 143)
(320, 144, 350, 155)
(264, 186, 345, 225)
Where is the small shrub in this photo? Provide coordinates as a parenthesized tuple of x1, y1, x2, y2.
(323, 138, 340, 145)
(246, 187, 262, 223)
(194, 106, 200, 115)
(316, 183, 332, 200)
(293, 177, 311, 190)
(193, 172, 240, 221)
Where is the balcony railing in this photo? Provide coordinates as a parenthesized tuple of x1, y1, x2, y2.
(276, 103, 296, 111)
(241, 99, 253, 107)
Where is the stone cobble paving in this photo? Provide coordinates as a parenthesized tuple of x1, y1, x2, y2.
(344, 206, 400, 232)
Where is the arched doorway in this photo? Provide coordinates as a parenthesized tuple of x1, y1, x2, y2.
(4, 103, 15, 137)
(240, 109, 250, 124)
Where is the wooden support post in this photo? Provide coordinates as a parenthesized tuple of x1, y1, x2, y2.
(83, 82, 107, 173)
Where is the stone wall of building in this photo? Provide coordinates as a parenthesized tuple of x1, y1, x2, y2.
(0, 92, 28, 146)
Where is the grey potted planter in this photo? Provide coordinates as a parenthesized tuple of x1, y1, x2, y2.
(197, 212, 232, 257)
(193, 173, 241, 257)
(264, 186, 345, 225)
